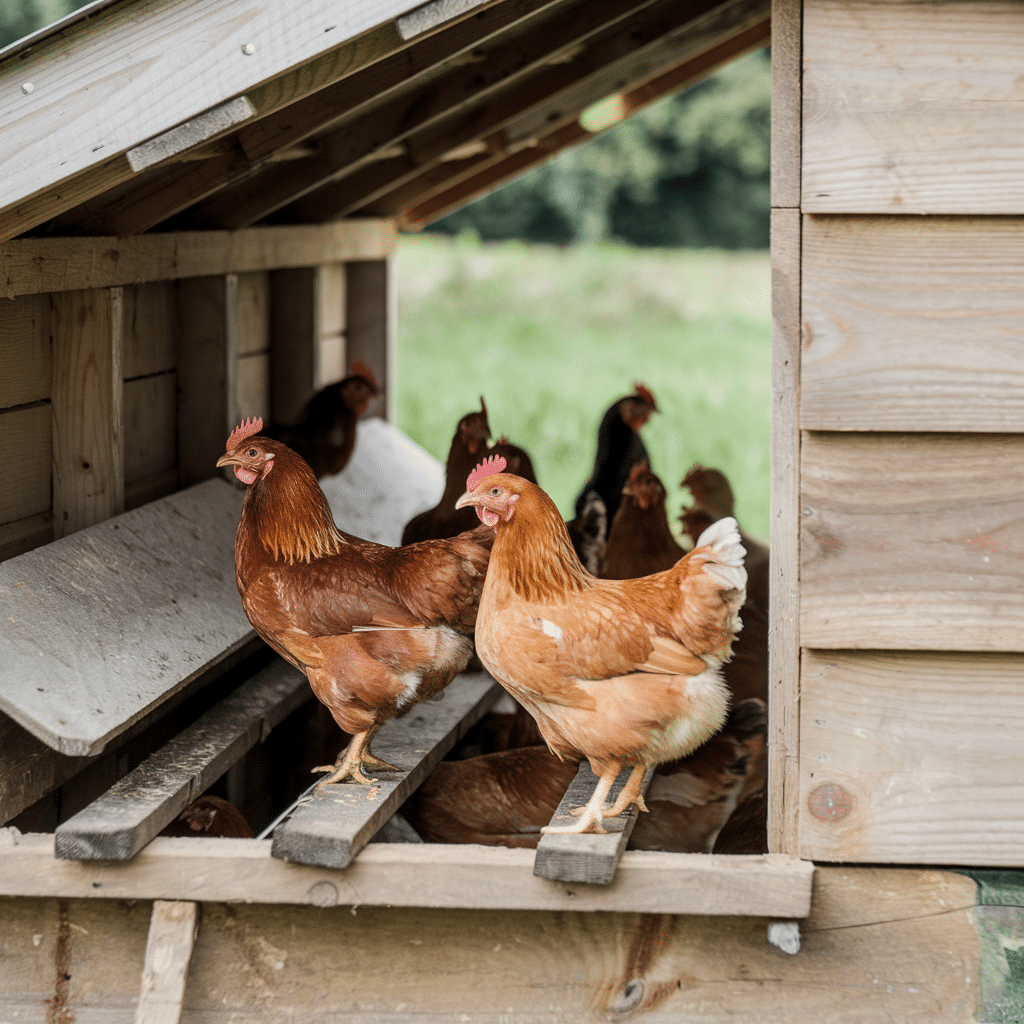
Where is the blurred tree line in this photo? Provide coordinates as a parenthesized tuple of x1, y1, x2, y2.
(428, 48, 770, 249)
(0, 0, 91, 49)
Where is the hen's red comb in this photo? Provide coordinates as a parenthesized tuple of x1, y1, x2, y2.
(349, 361, 379, 393)
(467, 454, 506, 491)
(633, 382, 658, 411)
(226, 417, 263, 450)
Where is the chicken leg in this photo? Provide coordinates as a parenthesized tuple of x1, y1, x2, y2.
(312, 727, 403, 787)
(541, 770, 616, 835)
(603, 765, 649, 817)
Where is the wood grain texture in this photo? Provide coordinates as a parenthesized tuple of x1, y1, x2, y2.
(800, 432, 1024, 651)
(0, 404, 51, 525)
(0, 832, 813, 917)
(234, 272, 271, 355)
(799, 650, 1024, 866)
(269, 267, 320, 427)
(802, 216, 1024, 432)
(802, 0, 1024, 214)
(124, 373, 176, 485)
(345, 259, 394, 422)
(55, 659, 308, 860)
(0, 867, 984, 1022)
(50, 288, 125, 539)
(768, 207, 801, 853)
(534, 764, 654, 885)
(0, 222, 397, 299)
(0, 0, 434, 216)
(770, 0, 801, 208)
(0, 478, 251, 756)
(122, 281, 176, 381)
(0, 293, 49, 408)
(0, 512, 53, 563)
(271, 674, 503, 869)
(135, 900, 199, 1024)
(236, 353, 271, 423)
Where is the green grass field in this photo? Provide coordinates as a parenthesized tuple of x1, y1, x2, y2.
(395, 234, 771, 540)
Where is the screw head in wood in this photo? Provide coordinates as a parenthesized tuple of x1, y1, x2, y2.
(241, 42, 256, 55)
(808, 782, 853, 822)
(22, 82, 34, 94)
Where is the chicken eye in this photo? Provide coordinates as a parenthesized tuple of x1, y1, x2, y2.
(247, 448, 258, 458)
(489, 487, 500, 496)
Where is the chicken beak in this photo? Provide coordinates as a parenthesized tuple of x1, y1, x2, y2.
(215, 452, 239, 469)
(454, 491, 477, 510)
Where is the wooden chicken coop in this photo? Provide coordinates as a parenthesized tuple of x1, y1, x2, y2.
(0, 0, 1021, 1020)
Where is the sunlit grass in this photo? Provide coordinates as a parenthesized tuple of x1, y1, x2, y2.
(395, 233, 771, 539)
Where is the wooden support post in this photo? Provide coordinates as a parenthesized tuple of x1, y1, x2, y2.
(135, 900, 200, 1024)
(176, 276, 237, 487)
(533, 764, 654, 885)
(51, 288, 124, 538)
(344, 259, 394, 422)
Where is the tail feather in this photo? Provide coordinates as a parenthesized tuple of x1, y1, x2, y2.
(693, 516, 747, 594)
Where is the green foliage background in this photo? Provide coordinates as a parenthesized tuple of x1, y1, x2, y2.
(0, 0, 91, 49)
(430, 49, 770, 250)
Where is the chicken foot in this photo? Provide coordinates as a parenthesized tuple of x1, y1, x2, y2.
(312, 729, 403, 787)
(541, 771, 615, 835)
(566, 764, 650, 820)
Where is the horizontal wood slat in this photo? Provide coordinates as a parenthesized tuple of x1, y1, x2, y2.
(800, 432, 1024, 650)
(0, 294, 49, 409)
(802, 0, 1024, 213)
(0, 222, 397, 299)
(801, 216, 1024, 432)
(124, 373, 177, 484)
(122, 281, 176, 380)
(0, 404, 51, 524)
(799, 650, 1024, 866)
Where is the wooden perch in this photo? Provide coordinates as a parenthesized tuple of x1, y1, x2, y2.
(54, 658, 309, 860)
(271, 672, 502, 869)
(533, 763, 654, 885)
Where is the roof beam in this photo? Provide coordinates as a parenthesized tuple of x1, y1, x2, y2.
(392, 12, 770, 228)
(176, 0, 668, 230)
(278, 0, 768, 225)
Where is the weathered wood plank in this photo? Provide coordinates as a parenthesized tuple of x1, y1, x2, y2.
(801, 215, 1024, 432)
(0, 512, 52, 563)
(802, 0, 1024, 214)
(235, 272, 271, 355)
(124, 373, 177, 485)
(271, 673, 503, 868)
(799, 650, 1024, 866)
(768, 206, 801, 853)
(0, 404, 51, 525)
(0, 293, 49, 408)
(345, 260, 394, 421)
(125, 469, 180, 513)
(770, 0, 801, 209)
(0, 478, 252, 756)
(319, 263, 347, 386)
(55, 659, 308, 860)
(534, 764, 654, 885)
(0, 832, 813, 917)
(122, 281, 176, 380)
(236, 352, 271, 423)
(51, 288, 125, 539)
(269, 267, 320, 427)
(800, 432, 1024, 650)
(135, 900, 199, 1024)
(0, 222, 397, 300)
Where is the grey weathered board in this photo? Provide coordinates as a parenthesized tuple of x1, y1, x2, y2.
(533, 763, 655, 885)
(271, 672, 503, 869)
(54, 658, 309, 861)
(0, 478, 251, 756)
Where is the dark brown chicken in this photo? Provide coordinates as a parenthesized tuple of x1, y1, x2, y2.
(160, 795, 254, 839)
(266, 362, 379, 479)
(601, 462, 685, 580)
(216, 417, 492, 786)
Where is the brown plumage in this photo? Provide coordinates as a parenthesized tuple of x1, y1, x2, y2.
(402, 399, 537, 545)
(265, 363, 379, 479)
(217, 418, 492, 786)
(455, 463, 746, 834)
(160, 796, 254, 839)
(680, 464, 769, 704)
(601, 462, 685, 580)
(403, 745, 579, 847)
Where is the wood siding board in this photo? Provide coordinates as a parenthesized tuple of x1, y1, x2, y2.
(124, 374, 177, 484)
(0, 478, 251, 757)
(124, 469, 180, 513)
(0, 512, 53, 563)
(800, 432, 1024, 651)
(0, 293, 50, 408)
(0, 404, 51, 524)
(271, 674, 504, 869)
(345, 260, 393, 421)
(801, 215, 1024, 432)
(799, 650, 1024, 866)
(122, 281, 176, 381)
(50, 288, 125, 539)
(55, 658, 308, 861)
(768, 207, 801, 853)
(802, 0, 1024, 214)
(134, 900, 200, 1024)
(270, 267, 320, 427)
(234, 272, 271, 355)
(770, 0, 801, 208)
(0, 223, 397, 299)
(236, 352, 272, 423)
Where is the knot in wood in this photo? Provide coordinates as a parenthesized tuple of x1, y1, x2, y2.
(808, 782, 853, 822)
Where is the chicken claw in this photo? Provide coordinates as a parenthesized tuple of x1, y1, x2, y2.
(541, 771, 615, 835)
(312, 730, 402, 787)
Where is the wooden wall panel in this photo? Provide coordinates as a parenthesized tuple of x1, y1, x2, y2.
(235, 271, 271, 356)
(770, 0, 801, 209)
(270, 267, 318, 427)
(0, 405, 51, 524)
(319, 263, 346, 387)
(0, 293, 49, 408)
(122, 281, 175, 380)
(50, 288, 124, 538)
(346, 258, 394, 421)
(800, 650, 1024, 866)
(800, 433, 1024, 650)
(237, 353, 271, 423)
(124, 373, 177, 483)
(802, 0, 1024, 213)
(802, 216, 1024, 432)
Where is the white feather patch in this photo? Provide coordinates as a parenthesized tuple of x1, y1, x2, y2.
(535, 618, 563, 642)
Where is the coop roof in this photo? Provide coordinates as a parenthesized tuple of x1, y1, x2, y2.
(0, 0, 769, 243)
